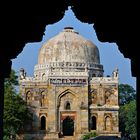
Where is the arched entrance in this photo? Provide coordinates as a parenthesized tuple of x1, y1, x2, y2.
(40, 116, 46, 130)
(62, 116, 74, 136)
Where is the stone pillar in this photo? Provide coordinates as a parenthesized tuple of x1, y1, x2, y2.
(97, 112, 104, 131)
(80, 109, 89, 133)
(48, 86, 57, 132)
(112, 112, 119, 132)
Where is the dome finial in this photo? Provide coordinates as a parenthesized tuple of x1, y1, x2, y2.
(63, 26, 79, 34)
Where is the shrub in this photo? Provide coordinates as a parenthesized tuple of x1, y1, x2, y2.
(81, 131, 97, 140)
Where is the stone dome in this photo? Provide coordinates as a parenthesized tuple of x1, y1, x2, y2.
(38, 27, 100, 64)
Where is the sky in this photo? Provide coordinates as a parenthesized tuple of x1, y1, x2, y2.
(12, 7, 136, 89)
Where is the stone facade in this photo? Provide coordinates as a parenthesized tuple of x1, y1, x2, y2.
(19, 27, 120, 139)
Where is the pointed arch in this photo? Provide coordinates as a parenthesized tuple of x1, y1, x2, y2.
(58, 89, 77, 99)
(91, 114, 98, 130)
(26, 91, 32, 104)
(42, 73, 45, 80)
(57, 89, 77, 107)
(40, 116, 46, 130)
(105, 116, 112, 131)
(91, 116, 97, 130)
(39, 89, 48, 107)
(65, 101, 71, 110)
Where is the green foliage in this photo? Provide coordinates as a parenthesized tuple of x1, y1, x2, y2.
(4, 70, 32, 139)
(119, 84, 137, 140)
(119, 100, 137, 140)
(119, 84, 136, 105)
(81, 131, 97, 140)
(4, 70, 18, 87)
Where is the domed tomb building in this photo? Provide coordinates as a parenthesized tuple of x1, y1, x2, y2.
(19, 27, 120, 139)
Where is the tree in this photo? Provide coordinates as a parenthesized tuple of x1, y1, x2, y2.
(119, 84, 136, 105)
(4, 70, 32, 140)
(119, 84, 137, 140)
(119, 100, 137, 140)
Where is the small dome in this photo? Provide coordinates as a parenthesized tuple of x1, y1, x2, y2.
(38, 27, 100, 64)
